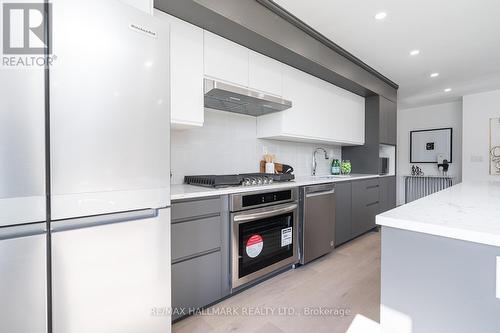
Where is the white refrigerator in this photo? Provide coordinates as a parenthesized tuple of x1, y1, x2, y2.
(0, 0, 171, 332)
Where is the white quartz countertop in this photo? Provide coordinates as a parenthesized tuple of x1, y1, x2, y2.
(171, 173, 381, 201)
(377, 181, 500, 247)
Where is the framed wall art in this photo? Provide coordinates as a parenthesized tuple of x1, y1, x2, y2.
(410, 127, 452, 163)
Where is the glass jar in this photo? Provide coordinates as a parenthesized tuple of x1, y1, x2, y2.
(341, 160, 352, 175)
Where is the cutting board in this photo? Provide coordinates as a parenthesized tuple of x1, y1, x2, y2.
(259, 160, 285, 173)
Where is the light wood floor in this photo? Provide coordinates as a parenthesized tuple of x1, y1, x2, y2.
(173, 231, 381, 333)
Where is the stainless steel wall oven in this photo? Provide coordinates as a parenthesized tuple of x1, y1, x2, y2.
(230, 188, 299, 289)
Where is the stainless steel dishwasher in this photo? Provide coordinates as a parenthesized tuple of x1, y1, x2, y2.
(299, 183, 336, 264)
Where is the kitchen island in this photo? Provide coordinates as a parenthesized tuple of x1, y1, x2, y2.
(376, 181, 500, 333)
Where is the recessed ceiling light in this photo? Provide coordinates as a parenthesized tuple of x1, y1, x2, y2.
(409, 50, 420, 56)
(430, 73, 439, 78)
(375, 12, 387, 20)
(444, 88, 452, 92)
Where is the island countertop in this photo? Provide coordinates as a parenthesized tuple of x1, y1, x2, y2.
(376, 181, 500, 247)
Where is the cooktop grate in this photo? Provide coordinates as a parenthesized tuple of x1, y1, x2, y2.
(184, 173, 294, 188)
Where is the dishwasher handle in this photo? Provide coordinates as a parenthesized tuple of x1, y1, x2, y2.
(305, 184, 335, 198)
(306, 189, 335, 198)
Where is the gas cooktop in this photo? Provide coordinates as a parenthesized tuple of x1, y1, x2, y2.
(184, 173, 295, 188)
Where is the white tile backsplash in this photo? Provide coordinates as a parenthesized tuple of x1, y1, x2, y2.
(171, 109, 341, 184)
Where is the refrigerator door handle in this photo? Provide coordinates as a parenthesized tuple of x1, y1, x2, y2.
(51, 209, 158, 232)
(0, 223, 46, 240)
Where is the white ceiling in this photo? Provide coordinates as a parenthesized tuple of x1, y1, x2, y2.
(274, 0, 500, 108)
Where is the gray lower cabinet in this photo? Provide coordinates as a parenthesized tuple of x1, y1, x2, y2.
(171, 216, 221, 262)
(171, 196, 229, 320)
(335, 178, 381, 246)
(171, 197, 222, 221)
(335, 181, 352, 246)
(172, 251, 221, 318)
(351, 178, 380, 238)
(379, 176, 396, 213)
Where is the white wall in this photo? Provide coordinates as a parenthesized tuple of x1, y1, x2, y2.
(171, 109, 341, 184)
(397, 101, 463, 204)
(463, 89, 500, 181)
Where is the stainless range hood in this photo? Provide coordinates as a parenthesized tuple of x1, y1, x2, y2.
(204, 78, 292, 116)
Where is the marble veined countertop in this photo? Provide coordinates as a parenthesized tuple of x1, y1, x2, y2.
(171, 173, 382, 201)
(377, 181, 500, 247)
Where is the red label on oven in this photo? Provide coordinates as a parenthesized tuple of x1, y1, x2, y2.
(246, 234, 264, 258)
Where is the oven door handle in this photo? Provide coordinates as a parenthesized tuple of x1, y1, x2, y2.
(233, 204, 298, 223)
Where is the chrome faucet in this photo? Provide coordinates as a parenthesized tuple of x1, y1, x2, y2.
(312, 148, 329, 176)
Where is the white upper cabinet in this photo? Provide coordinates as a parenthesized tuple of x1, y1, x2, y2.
(248, 51, 283, 97)
(257, 65, 365, 145)
(156, 11, 204, 128)
(154, 15, 363, 140)
(326, 82, 365, 145)
(204, 34, 282, 96)
(204, 31, 249, 87)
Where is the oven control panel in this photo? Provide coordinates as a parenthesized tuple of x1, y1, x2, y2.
(230, 188, 298, 212)
(242, 190, 291, 207)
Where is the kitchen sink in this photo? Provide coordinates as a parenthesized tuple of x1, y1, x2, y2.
(315, 175, 352, 180)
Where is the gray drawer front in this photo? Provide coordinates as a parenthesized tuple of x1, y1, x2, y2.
(359, 178, 379, 188)
(172, 197, 221, 221)
(365, 200, 379, 228)
(172, 216, 221, 262)
(353, 178, 379, 205)
(365, 186, 380, 205)
(352, 178, 380, 237)
(171, 251, 221, 320)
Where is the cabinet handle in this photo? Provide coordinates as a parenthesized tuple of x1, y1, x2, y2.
(366, 201, 379, 207)
(366, 185, 379, 190)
